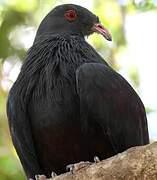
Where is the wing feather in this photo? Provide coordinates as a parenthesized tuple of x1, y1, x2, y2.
(7, 87, 41, 178)
(76, 63, 149, 153)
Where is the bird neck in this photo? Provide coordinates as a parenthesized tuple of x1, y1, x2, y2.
(35, 31, 85, 43)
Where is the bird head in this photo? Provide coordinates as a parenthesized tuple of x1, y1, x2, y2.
(36, 4, 112, 41)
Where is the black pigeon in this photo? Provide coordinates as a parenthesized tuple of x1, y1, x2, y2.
(7, 4, 149, 179)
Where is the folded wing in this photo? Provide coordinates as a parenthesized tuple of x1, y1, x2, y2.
(76, 63, 149, 153)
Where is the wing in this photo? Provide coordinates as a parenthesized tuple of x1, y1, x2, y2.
(76, 63, 149, 153)
(7, 85, 41, 178)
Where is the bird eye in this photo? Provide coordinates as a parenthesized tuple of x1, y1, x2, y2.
(64, 10, 77, 21)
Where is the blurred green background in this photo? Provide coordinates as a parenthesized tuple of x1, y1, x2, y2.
(0, 0, 157, 179)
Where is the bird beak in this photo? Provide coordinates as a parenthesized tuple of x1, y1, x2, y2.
(92, 23, 112, 41)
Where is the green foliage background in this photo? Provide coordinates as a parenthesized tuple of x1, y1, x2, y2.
(0, 0, 156, 179)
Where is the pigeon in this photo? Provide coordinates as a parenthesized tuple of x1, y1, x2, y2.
(7, 4, 149, 179)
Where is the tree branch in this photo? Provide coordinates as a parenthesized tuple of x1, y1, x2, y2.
(38, 142, 157, 180)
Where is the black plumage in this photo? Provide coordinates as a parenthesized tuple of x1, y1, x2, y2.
(7, 4, 149, 179)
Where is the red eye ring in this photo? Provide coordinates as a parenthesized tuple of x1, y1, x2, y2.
(64, 10, 77, 21)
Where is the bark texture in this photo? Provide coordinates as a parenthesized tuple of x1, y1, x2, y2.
(38, 142, 157, 180)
